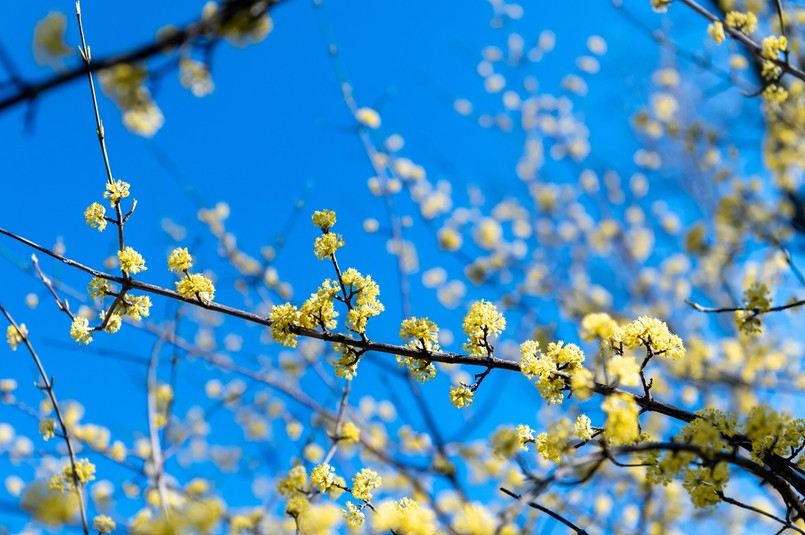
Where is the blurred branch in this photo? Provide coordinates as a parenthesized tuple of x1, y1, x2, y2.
(0, 0, 283, 113)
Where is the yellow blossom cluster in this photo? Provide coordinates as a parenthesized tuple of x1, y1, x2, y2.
(99, 64, 164, 137)
(449, 385, 474, 409)
(371, 497, 437, 533)
(724, 11, 757, 35)
(298, 280, 340, 330)
(169, 248, 216, 304)
(735, 281, 771, 334)
(312, 209, 337, 231)
(310, 463, 336, 493)
(202, 1, 273, 47)
(614, 316, 685, 360)
(396, 316, 439, 382)
(70, 316, 93, 345)
(535, 418, 575, 462)
(520, 339, 586, 404)
(103, 179, 131, 207)
(39, 418, 56, 441)
(351, 468, 382, 501)
(269, 303, 300, 347)
(707, 21, 725, 44)
(49, 458, 96, 494)
(462, 300, 506, 356)
(333, 343, 361, 380)
(580, 312, 618, 341)
(84, 202, 107, 231)
(341, 268, 384, 334)
(6, 323, 27, 351)
(314, 233, 345, 260)
(601, 393, 640, 445)
(118, 247, 147, 275)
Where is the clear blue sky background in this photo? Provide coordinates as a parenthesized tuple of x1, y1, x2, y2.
(0, 0, 769, 531)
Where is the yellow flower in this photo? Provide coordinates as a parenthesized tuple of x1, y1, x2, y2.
(167, 247, 193, 273)
(269, 303, 299, 347)
(449, 385, 474, 409)
(615, 316, 685, 360)
(342, 501, 365, 527)
(575, 414, 593, 441)
(462, 300, 506, 356)
(0, 379, 17, 394)
(84, 202, 107, 231)
(602, 393, 640, 445)
(39, 419, 57, 441)
(341, 421, 361, 443)
(313, 233, 345, 260)
(761, 35, 788, 60)
(93, 515, 116, 534)
(606, 355, 641, 386)
(119, 294, 152, 321)
(341, 268, 384, 334)
(351, 468, 381, 501)
(355, 107, 381, 129)
(88, 277, 112, 300)
(118, 247, 147, 275)
(63, 458, 96, 485)
(277, 465, 307, 497)
(725, 11, 757, 35)
(33, 12, 73, 67)
(176, 273, 215, 303)
(6, 323, 27, 351)
(312, 209, 337, 230)
(179, 57, 214, 97)
(103, 180, 131, 207)
(310, 463, 336, 493)
(580, 312, 618, 341)
(535, 418, 574, 462)
(70, 316, 93, 345)
(707, 21, 726, 44)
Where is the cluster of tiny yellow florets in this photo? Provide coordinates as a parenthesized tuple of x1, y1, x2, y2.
(341, 268, 384, 334)
(535, 418, 577, 463)
(298, 280, 340, 331)
(462, 300, 506, 356)
(269, 303, 300, 348)
(759, 35, 789, 103)
(351, 468, 382, 501)
(580, 312, 619, 341)
(735, 281, 771, 334)
(5, 323, 27, 351)
(372, 497, 437, 533)
(449, 385, 474, 409)
(39, 418, 57, 441)
(168, 248, 215, 304)
(333, 343, 360, 380)
(601, 393, 641, 445)
(49, 458, 96, 494)
(312, 210, 345, 260)
(707, 21, 726, 44)
(490, 425, 531, 458)
(614, 316, 685, 360)
(520, 339, 586, 404)
(202, 0, 273, 47)
(70, 316, 93, 345)
(725, 11, 757, 35)
(745, 406, 805, 464)
(396, 317, 439, 382)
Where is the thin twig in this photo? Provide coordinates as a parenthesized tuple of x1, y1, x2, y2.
(499, 487, 589, 534)
(0, 305, 89, 535)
